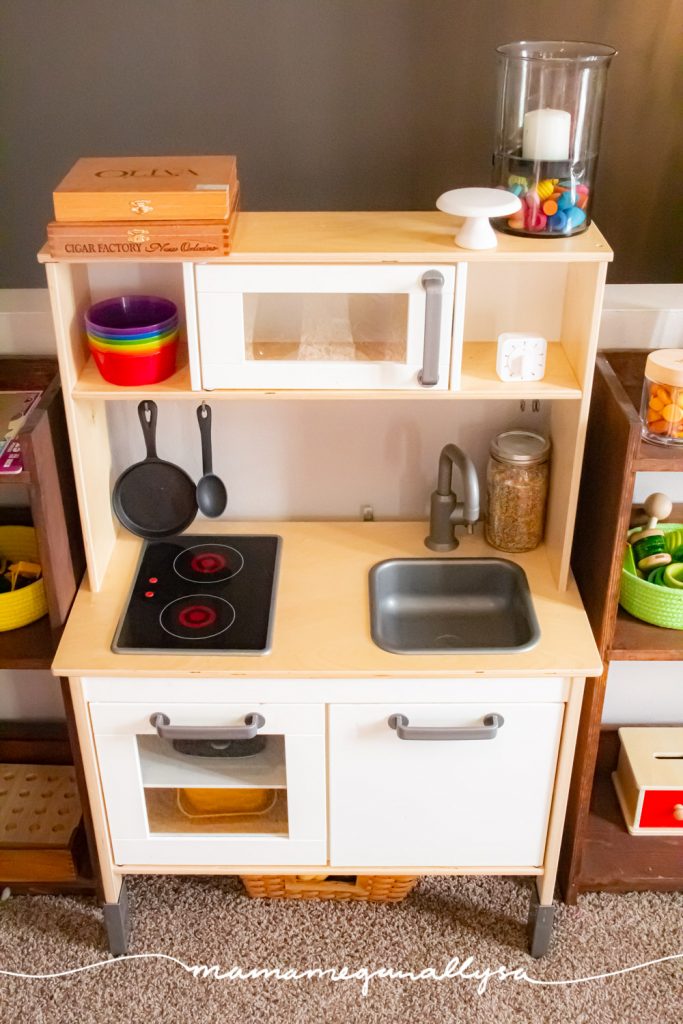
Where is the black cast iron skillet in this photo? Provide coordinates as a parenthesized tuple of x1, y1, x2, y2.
(112, 400, 197, 538)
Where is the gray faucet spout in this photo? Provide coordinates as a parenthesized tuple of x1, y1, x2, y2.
(425, 443, 480, 551)
(437, 444, 480, 523)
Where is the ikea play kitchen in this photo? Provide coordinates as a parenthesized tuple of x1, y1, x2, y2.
(15, 40, 678, 960)
(41, 153, 612, 957)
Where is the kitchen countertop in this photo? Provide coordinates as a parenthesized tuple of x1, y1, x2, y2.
(51, 521, 602, 679)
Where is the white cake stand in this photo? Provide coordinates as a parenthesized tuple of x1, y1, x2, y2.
(436, 188, 522, 250)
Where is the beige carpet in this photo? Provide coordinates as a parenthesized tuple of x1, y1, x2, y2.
(0, 876, 681, 1023)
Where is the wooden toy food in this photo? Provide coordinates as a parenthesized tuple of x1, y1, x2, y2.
(629, 492, 673, 570)
(640, 350, 683, 445)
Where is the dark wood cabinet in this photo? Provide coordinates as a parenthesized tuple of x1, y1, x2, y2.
(0, 358, 97, 894)
(560, 350, 683, 902)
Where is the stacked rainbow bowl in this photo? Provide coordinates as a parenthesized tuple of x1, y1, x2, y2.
(85, 295, 179, 386)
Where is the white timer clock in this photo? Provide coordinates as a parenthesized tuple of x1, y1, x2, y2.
(496, 333, 547, 382)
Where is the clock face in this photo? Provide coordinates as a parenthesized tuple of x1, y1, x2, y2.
(496, 334, 547, 382)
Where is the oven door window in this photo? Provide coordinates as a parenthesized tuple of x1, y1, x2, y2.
(137, 733, 289, 837)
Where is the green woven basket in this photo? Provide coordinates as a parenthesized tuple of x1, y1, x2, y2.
(620, 523, 683, 629)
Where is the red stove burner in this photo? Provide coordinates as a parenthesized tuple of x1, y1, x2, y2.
(113, 534, 280, 654)
(192, 553, 226, 574)
(178, 604, 217, 629)
(173, 543, 244, 584)
(160, 594, 236, 640)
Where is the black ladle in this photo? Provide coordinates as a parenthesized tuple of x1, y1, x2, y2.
(196, 403, 227, 517)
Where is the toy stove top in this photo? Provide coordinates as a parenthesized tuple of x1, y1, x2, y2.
(112, 535, 281, 654)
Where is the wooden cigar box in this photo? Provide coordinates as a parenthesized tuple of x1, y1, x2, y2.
(48, 187, 240, 259)
(53, 155, 237, 222)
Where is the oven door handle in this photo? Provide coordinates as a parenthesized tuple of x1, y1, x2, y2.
(149, 712, 266, 742)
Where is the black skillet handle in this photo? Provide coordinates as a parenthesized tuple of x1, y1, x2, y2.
(138, 401, 158, 459)
(197, 403, 213, 475)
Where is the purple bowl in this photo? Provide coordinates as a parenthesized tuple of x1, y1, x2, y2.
(85, 295, 178, 336)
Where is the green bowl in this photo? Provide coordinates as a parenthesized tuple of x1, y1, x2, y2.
(87, 329, 178, 355)
(620, 524, 683, 628)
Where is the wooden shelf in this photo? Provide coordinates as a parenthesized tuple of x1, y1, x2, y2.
(72, 343, 583, 402)
(634, 438, 683, 472)
(38, 213, 614, 265)
(0, 471, 30, 486)
(0, 615, 56, 669)
(576, 732, 683, 894)
(73, 355, 194, 399)
(0, 358, 58, 394)
(610, 607, 683, 661)
(0, 876, 96, 895)
(139, 734, 287, 789)
(459, 342, 581, 399)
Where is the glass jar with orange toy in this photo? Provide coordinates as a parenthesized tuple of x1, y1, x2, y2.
(641, 350, 683, 446)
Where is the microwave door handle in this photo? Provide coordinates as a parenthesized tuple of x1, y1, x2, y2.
(418, 269, 445, 387)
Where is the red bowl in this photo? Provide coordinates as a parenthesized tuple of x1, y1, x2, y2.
(90, 339, 178, 386)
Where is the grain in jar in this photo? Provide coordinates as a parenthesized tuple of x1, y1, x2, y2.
(486, 430, 550, 552)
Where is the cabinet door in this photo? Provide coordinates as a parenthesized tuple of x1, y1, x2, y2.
(90, 702, 326, 866)
(329, 701, 563, 867)
(194, 264, 458, 390)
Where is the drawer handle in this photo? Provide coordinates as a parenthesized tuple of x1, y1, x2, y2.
(149, 712, 265, 742)
(387, 712, 504, 741)
(418, 269, 445, 387)
(673, 804, 683, 822)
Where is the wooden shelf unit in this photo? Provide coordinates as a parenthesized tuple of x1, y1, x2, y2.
(560, 350, 683, 901)
(579, 730, 683, 894)
(0, 360, 96, 894)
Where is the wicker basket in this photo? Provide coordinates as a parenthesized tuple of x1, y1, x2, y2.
(620, 524, 683, 629)
(241, 874, 418, 902)
(0, 526, 47, 632)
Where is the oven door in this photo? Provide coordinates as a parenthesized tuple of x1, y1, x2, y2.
(89, 702, 326, 866)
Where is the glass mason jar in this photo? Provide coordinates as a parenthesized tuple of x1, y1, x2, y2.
(492, 40, 615, 238)
(486, 431, 551, 552)
(640, 349, 683, 446)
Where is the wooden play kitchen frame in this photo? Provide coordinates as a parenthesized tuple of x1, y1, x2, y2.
(42, 211, 612, 956)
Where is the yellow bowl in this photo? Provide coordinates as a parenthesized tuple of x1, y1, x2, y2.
(87, 329, 178, 355)
(177, 788, 275, 817)
(0, 527, 47, 631)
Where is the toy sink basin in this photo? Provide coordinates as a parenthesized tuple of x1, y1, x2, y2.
(369, 557, 540, 654)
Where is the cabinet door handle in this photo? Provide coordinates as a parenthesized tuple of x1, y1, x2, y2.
(418, 269, 445, 387)
(149, 712, 265, 741)
(387, 712, 504, 741)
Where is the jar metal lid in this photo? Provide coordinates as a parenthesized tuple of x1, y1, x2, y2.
(644, 350, 683, 389)
(490, 430, 551, 465)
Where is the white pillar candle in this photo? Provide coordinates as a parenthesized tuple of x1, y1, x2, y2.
(522, 108, 571, 161)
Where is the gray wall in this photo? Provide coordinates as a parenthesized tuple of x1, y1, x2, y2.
(1, 0, 681, 287)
